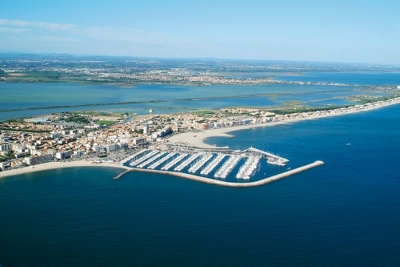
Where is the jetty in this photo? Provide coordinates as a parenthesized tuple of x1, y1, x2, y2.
(245, 147, 289, 166)
(113, 169, 134, 180)
(113, 161, 324, 187)
(115, 146, 314, 184)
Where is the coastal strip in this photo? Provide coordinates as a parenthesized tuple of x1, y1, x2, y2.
(0, 160, 129, 178)
(115, 160, 324, 187)
(167, 97, 400, 149)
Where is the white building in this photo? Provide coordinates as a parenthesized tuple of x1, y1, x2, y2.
(0, 143, 11, 151)
(55, 150, 73, 160)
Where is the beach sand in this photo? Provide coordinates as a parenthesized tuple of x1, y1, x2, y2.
(167, 99, 400, 149)
(0, 160, 128, 178)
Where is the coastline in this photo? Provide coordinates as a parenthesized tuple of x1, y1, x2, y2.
(0, 160, 128, 179)
(167, 97, 400, 149)
(1, 97, 399, 180)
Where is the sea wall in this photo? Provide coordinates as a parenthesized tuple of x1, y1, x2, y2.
(117, 161, 324, 187)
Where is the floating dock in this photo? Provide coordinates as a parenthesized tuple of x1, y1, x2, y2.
(162, 153, 187, 170)
(148, 152, 177, 170)
(137, 152, 167, 168)
(120, 149, 148, 164)
(130, 150, 158, 166)
(200, 154, 226, 176)
(214, 155, 241, 179)
(236, 156, 261, 179)
(188, 153, 213, 173)
(174, 153, 201, 171)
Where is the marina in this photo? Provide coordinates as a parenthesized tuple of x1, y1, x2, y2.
(188, 153, 213, 173)
(148, 152, 177, 170)
(200, 154, 226, 176)
(136, 152, 167, 168)
(120, 149, 149, 164)
(161, 153, 188, 170)
(121, 146, 297, 182)
(174, 153, 201, 171)
(129, 150, 159, 166)
(115, 160, 325, 187)
(214, 155, 241, 179)
(236, 156, 261, 179)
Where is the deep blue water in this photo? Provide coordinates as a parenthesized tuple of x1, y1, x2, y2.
(1, 104, 400, 266)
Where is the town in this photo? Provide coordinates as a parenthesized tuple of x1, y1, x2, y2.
(1, 96, 400, 172)
(1, 55, 396, 87)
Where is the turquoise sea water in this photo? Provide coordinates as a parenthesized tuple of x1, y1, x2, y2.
(1, 104, 399, 266)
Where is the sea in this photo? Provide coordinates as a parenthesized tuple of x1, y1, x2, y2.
(1, 72, 400, 266)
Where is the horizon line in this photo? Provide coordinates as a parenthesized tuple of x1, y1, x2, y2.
(0, 52, 398, 67)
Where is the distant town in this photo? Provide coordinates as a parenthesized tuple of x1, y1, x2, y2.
(1, 54, 398, 86)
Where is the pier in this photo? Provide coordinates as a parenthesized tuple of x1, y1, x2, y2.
(148, 152, 177, 170)
(245, 147, 289, 166)
(200, 154, 226, 176)
(174, 153, 201, 171)
(236, 156, 261, 179)
(130, 150, 158, 166)
(188, 153, 213, 173)
(214, 155, 241, 179)
(120, 149, 148, 164)
(162, 153, 188, 170)
(137, 152, 167, 168)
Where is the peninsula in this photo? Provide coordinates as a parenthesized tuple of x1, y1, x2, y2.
(1, 96, 400, 186)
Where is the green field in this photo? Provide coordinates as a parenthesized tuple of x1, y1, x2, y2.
(94, 120, 115, 126)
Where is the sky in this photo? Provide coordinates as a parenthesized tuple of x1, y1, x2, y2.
(1, 0, 400, 64)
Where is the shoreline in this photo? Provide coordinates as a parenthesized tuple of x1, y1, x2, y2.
(167, 97, 400, 148)
(1, 97, 399, 180)
(0, 160, 128, 178)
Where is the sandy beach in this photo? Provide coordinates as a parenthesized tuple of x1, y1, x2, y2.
(0, 160, 128, 179)
(167, 98, 400, 149)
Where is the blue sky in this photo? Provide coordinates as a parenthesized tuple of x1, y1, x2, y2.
(1, 0, 399, 64)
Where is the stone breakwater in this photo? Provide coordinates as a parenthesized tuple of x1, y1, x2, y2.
(114, 160, 324, 187)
